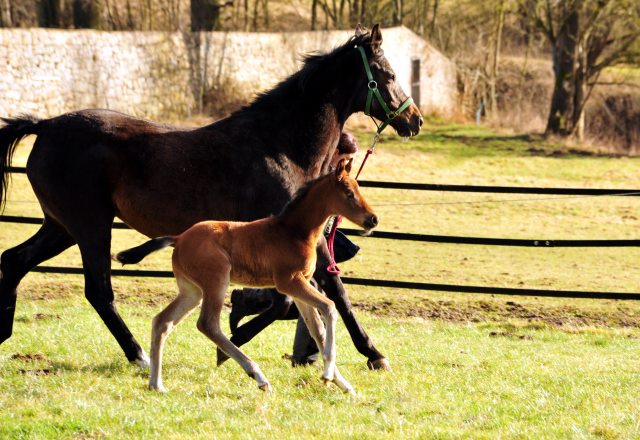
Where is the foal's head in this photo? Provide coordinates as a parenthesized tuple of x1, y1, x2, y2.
(330, 159, 378, 232)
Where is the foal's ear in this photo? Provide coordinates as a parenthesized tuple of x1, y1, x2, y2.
(370, 23, 383, 53)
(345, 158, 353, 174)
(355, 23, 364, 37)
(334, 158, 347, 180)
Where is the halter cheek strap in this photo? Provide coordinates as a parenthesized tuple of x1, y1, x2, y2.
(357, 46, 414, 136)
(325, 46, 415, 276)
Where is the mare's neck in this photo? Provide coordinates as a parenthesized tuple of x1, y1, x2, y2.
(238, 51, 363, 178)
(279, 177, 334, 243)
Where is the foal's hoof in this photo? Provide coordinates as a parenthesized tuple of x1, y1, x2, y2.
(258, 382, 272, 392)
(149, 384, 168, 393)
(216, 347, 230, 366)
(367, 358, 392, 372)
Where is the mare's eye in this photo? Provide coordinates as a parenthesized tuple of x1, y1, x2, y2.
(389, 73, 395, 82)
(346, 192, 355, 199)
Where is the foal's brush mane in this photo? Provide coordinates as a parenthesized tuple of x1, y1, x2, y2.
(277, 174, 325, 217)
(240, 31, 378, 115)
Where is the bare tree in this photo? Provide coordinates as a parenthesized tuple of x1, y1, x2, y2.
(0, 0, 11, 27)
(531, 0, 640, 138)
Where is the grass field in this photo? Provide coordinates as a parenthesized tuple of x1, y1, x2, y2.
(1, 120, 640, 439)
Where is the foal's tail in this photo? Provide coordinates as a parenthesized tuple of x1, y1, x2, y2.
(0, 114, 42, 212)
(115, 237, 176, 265)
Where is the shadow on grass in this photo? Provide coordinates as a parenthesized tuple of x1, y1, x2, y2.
(49, 359, 146, 377)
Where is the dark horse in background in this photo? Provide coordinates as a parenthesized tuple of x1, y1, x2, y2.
(0, 24, 422, 370)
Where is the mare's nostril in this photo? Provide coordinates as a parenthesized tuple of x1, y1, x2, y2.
(370, 215, 379, 227)
(419, 116, 424, 127)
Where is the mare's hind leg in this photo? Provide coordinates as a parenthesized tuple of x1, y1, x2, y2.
(195, 267, 271, 391)
(294, 300, 354, 395)
(71, 221, 150, 368)
(149, 276, 203, 392)
(0, 215, 75, 344)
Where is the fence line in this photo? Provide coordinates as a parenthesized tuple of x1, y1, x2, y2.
(3, 216, 640, 248)
(5, 167, 640, 300)
(10, 167, 640, 196)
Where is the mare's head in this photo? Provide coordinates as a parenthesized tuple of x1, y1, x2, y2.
(353, 24, 423, 137)
(330, 159, 378, 232)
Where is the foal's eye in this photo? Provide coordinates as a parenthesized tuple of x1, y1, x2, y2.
(346, 192, 355, 199)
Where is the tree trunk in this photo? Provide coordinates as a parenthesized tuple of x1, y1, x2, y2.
(311, 0, 317, 30)
(191, 0, 220, 31)
(73, 0, 100, 29)
(546, 10, 578, 135)
(39, 0, 62, 27)
(262, 0, 268, 29)
(0, 0, 11, 27)
(429, 0, 438, 39)
(489, 0, 504, 120)
(394, 0, 402, 26)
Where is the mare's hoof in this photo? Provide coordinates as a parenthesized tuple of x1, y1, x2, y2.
(130, 355, 150, 370)
(367, 358, 391, 372)
(258, 382, 272, 392)
(216, 348, 230, 366)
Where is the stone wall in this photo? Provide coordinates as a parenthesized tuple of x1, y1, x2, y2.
(0, 26, 459, 120)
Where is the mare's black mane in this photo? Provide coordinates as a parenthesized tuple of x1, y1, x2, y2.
(239, 32, 375, 115)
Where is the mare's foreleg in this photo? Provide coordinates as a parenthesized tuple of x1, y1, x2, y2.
(0, 216, 75, 344)
(314, 237, 390, 371)
(149, 277, 203, 392)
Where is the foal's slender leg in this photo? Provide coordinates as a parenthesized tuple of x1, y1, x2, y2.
(194, 265, 271, 391)
(217, 290, 295, 366)
(314, 237, 390, 371)
(149, 276, 203, 392)
(276, 274, 354, 394)
(294, 300, 354, 395)
(0, 215, 75, 344)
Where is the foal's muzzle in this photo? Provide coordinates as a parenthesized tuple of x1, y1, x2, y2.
(363, 214, 379, 231)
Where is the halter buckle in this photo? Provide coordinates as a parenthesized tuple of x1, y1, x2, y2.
(367, 80, 377, 90)
(386, 111, 396, 119)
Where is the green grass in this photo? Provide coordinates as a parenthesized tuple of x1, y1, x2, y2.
(2, 121, 640, 439)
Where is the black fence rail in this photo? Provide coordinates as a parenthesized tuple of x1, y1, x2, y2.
(5, 166, 640, 300)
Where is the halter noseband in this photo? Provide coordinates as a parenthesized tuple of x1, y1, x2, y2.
(357, 45, 414, 136)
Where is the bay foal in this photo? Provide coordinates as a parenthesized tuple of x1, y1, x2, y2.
(116, 159, 378, 394)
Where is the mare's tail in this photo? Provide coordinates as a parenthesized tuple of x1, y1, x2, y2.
(116, 237, 176, 265)
(0, 114, 42, 212)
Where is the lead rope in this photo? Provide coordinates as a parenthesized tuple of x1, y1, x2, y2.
(326, 135, 379, 275)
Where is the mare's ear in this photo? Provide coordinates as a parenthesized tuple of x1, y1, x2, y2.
(334, 158, 346, 180)
(345, 158, 353, 174)
(355, 23, 364, 37)
(370, 23, 383, 53)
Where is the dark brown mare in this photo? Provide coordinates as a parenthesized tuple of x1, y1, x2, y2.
(0, 24, 422, 370)
(116, 159, 375, 394)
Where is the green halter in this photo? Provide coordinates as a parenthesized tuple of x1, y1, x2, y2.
(357, 45, 414, 136)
